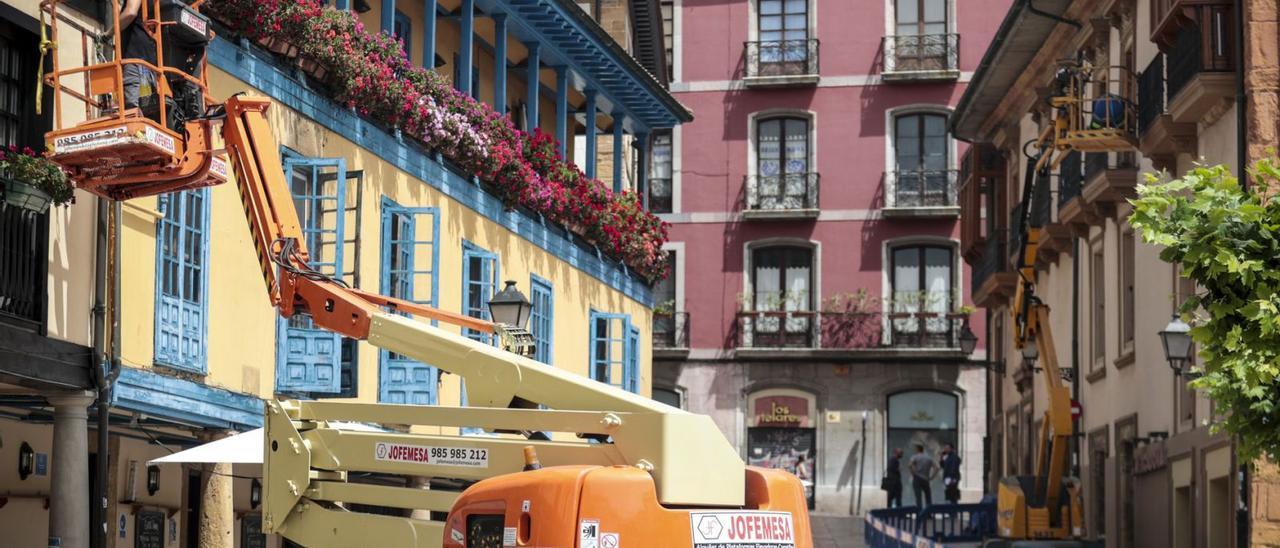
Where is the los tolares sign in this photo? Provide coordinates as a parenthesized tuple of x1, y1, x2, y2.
(754, 396, 810, 427)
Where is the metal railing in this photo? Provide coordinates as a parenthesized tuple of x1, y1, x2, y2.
(652, 312, 689, 349)
(745, 173, 820, 211)
(1084, 151, 1109, 180)
(647, 177, 672, 214)
(1166, 6, 1235, 102)
(1138, 53, 1166, 136)
(887, 312, 962, 348)
(892, 169, 958, 208)
(744, 39, 820, 78)
(882, 33, 960, 74)
(737, 310, 817, 348)
(0, 198, 48, 328)
(1029, 169, 1052, 227)
(1058, 151, 1083, 207)
(971, 229, 1008, 296)
(864, 503, 997, 548)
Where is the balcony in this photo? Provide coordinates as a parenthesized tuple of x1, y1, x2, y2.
(1081, 152, 1139, 216)
(884, 169, 960, 218)
(653, 312, 689, 355)
(734, 311, 968, 357)
(744, 39, 820, 87)
(1138, 53, 1197, 170)
(743, 173, 820, 220)
(1164, 4, 1236, 125)
(971, 229, 1016, 308)
(0, 199, 49, 331)
(881, 34, 960, 82)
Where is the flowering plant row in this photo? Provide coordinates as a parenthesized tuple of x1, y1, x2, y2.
(205, 0, 670, 281)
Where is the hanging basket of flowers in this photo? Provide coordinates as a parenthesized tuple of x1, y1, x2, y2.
(0, 146, 75, 214)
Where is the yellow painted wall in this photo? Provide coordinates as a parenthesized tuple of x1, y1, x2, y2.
(117, 64, 653, 407)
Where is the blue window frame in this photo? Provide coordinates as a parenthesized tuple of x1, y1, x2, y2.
(453, 53, 481, 99)
(530, 275, 554, 365)
(462, 241, 499, 343)
(393, 10, 412, 59)
(154, 189, 211, 372)
(589, 311, 639, 393)
(275, 154, 349, 394)
(379, 198, 440, 404)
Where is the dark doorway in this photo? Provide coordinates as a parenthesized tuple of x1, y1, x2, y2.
(185, 469, 202, 547)
(747, 427, 817, 509)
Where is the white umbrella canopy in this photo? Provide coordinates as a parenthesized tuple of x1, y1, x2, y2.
(146, 422, 386, 465)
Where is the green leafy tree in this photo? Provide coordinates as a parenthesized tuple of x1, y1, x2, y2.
(1129, 160, 1280, 461)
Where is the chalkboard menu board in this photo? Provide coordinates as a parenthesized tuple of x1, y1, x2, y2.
(134, 511, 165, 548)
(241, 513, 266, 548)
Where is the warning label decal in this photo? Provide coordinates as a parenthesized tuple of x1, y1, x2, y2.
(373, 442, 489, 468)
(689, 511, 795, 548)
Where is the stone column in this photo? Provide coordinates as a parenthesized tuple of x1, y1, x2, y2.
(47, 391, 96, 548)
(407, 476, 433, 521)
(198, 431, 235, 548)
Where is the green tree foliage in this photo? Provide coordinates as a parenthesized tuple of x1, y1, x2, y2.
(1129, 160, 1280, 461)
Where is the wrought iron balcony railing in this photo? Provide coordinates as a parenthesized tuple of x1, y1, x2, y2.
(745, 173, 820, 211)
(1166, 6, 1235, 102)
(648, 177, 672, 214)
(744, 39, 820, 79)
(882, 34, 960, 75)
(971, 229, 1009, 297)
(0, 198, 49, 329)
(1058, 151, 1083, 208)
(653, 312, 689, 349)
(734, 310, 963, 350)
(1138, 53, 1166, 137)
(892, 169, 958, 208)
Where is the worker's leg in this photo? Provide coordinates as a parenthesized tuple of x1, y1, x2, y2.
(912, 478, 924, 507)
(887, 487, 900, 508)
(922, 481, 932, 507)
(121, 62, 156, 110)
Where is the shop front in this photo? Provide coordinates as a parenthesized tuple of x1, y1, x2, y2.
(746, 389, 817, 509)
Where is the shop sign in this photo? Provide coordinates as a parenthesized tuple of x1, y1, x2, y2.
(753, 396, 810, 427)
(1133, 442, 1168, 475)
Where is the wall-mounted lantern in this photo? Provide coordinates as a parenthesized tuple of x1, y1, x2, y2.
(146, 464, 160, 496)
(250, 478, 262, 510)
(18, 442, 33, 480)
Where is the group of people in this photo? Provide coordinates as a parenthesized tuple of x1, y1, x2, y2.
(882, 443, 962, 508)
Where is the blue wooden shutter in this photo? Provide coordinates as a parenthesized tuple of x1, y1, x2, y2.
(275, 156, 347, 393)
(379, 200, 440, 404)
(530, 276, 553, 364)
(625, 322, 640, 393)
(154, 189, 211, 372)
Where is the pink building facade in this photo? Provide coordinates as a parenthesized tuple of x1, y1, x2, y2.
(649, 0, 1007, 512)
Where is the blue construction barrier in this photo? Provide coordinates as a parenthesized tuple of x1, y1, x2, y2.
(863, 499, 997, 548)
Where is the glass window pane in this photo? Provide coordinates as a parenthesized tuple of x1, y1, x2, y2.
(783, 14, 807, 30)
(924, 0, 945, 23)
(896, 0, 919, 25)
(893, 248, 920, 311)
(760, 0, 782, 15)
(760, 15, 782, 31)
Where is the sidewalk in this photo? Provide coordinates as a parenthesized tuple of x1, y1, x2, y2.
(811, 513, 867, 548)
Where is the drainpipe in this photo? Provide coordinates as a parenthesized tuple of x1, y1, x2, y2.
(1070, 237, 1080, 480)
(90, 199, 123, 548)
(984, 306, 993, 495)
(1235, 0, 1246, 186)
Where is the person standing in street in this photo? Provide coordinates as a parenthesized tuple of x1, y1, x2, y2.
(940, 443, 962, 503)
(908, 444, 938, 507)
(883, 448, 904, 508)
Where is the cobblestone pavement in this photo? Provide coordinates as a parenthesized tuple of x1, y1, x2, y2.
(811, 513, 867, 548)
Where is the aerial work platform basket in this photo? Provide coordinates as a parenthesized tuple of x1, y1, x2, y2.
(1031, 60, 1138, 173)
(40, 0, 227, 201)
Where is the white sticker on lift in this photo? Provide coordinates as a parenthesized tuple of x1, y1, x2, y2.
(450, 528, 464, 543)
(601, 532, 619, 548)
(689, 511, 796, 548)
(143, 126, 176, 155)
(52, 126, 130, 154)
(521, 500, 531, 512)
(373, 442, 489, 468)
(579, 519, 600, 548)
(502, 526, 517, 547)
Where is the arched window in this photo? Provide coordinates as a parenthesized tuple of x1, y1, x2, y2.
(889, 243, 955, 347)
(752, 117, 814, 210)
(887, 390, 959, 505)
(893, 112, 951, 207)
(748, 245, 814, 347)
(755, 0, 811, 75)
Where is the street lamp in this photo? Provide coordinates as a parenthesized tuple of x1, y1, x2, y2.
(1159, 314, 1194, 375)
(487, 281, 533, 329)
(487, 281, 536, 358)
(958, 320, 979, 356)
(1021, 339, 1039, 370)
